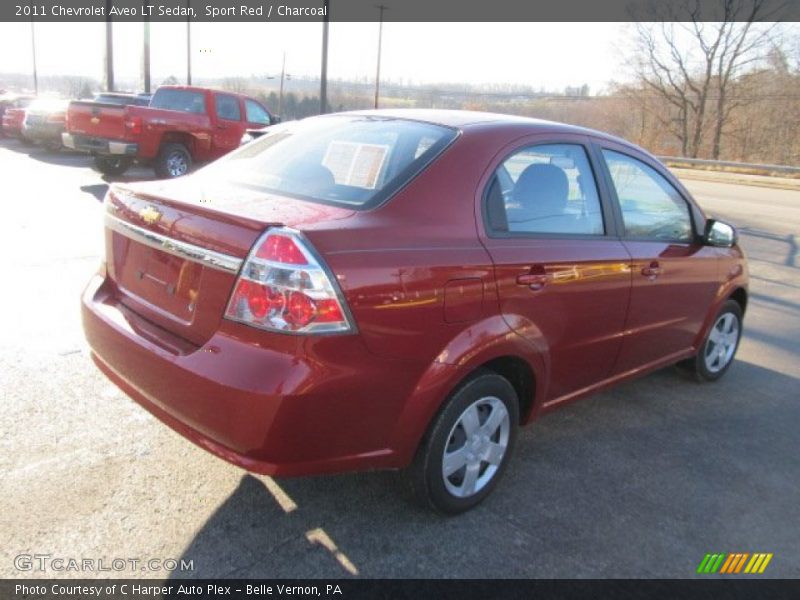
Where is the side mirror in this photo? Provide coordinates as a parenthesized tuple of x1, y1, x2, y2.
(271, 115, 282, 125)
(704, 219, 737, 248)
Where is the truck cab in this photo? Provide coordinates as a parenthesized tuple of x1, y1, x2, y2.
(63, 86, 276, 178)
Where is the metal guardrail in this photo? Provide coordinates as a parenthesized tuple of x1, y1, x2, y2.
(658, 156, 800, 175)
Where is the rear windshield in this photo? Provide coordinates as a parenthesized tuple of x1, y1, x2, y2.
(202, 115, 458, 208)
(150, 89, 206, 114)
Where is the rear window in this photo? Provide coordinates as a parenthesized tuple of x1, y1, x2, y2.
(94, 94, 150, 106)
(202, 116, 458, 208)
(150, 89, 206, 114)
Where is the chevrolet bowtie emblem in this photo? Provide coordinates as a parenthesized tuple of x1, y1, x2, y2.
(90, 117, 100, 124)
(139, 205, 162, 225)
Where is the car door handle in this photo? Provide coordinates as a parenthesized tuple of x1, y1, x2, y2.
(641, 261, 663, 279)
(516, 273, 548, 290)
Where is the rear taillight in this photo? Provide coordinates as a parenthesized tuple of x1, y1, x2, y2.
(125, 116, 142, 135)
(225, 228, 354, 334)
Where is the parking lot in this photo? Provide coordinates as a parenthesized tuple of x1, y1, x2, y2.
(1, 136, 798, 579)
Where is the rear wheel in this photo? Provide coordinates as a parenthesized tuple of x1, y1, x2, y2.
(155, 143, 191, 178)
(678, 299, 743, 381)
(93, 156, 133, 176)
(406, 371, 519, 514)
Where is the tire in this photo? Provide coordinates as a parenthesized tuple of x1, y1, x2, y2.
(406, 371, 519, 514)
(154, 143, 192, 178)
(93, 156, 133, 176)
(677, 299, 743, 382)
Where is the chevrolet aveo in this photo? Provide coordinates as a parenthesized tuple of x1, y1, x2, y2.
(83, 110, 748, 513)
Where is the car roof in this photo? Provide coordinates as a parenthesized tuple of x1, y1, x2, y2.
(340, 108, 631, 145)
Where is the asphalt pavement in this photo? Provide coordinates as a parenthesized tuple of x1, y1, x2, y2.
(1, 138, 798, 579)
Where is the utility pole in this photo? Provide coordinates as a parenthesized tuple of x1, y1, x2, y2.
(105, 0, 114, 91)
(319, 0, 329, 114)
(374, 4, 387, 109)
(143, 19, 151, 93)
(278, 52, 287, 117)
(186, 0, 192, 84)
(29, 20, 38, 95)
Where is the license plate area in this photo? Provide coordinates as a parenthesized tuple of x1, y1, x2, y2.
(115, 236, 202, 323)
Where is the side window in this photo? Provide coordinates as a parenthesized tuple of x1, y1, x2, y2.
(601, 150, 693, 242)
(245, 99, 271, 125)
(486, 143, 604, 235)
(215, 94, 241, 121)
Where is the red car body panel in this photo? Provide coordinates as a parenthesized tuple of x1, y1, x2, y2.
(82, 110, 749, 477)
(2, 107, 26, 137)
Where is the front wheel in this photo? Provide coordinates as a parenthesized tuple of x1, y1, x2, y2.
(406, 371, 519, 514)
(93, 156, 133, 176)
(678, 299, 743, 381)
(154, 143, 192, 178)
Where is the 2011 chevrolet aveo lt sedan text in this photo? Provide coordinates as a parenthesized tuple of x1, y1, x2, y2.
(83, 110, 748, 513)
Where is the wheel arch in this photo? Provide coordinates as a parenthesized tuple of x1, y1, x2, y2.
(387, 315, 545, 468)
(159, 132, 196, 155)
(729, 286, 748, 314)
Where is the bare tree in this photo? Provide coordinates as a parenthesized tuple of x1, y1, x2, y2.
(631, 0, 778, 158)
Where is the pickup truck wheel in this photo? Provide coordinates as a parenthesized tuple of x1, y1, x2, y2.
(155, 143, 192, 178)
(677, 299, 743, 382)
(406, 371, 519, 514)
(93, 156, 133, 176)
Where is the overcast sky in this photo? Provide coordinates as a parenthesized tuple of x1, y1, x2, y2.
(0, 22, 628, 92)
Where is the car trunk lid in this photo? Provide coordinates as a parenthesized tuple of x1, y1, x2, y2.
(104, 178, 355, 346)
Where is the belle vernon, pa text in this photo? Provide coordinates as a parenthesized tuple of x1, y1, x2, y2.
(39, 3, 328, 17)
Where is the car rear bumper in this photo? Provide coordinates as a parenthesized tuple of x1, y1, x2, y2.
(63, 132, 138, 156)
(82, 271, 439, 477)
(22, 122, 64, 143)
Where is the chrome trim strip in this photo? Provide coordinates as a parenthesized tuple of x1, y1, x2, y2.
(104, 213, 243, 274)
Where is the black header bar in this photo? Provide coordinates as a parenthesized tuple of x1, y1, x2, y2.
(3, 579, 800, 600)
(3, 0, 800, 22)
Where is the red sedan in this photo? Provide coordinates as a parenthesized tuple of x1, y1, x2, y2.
(82, 110, 748, 513)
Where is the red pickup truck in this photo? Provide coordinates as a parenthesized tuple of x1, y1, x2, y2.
(62, 85, 275, 177)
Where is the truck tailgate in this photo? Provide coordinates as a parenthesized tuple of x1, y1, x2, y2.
(67, 101, 128, 140)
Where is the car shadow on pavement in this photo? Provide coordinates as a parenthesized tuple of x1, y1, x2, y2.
(167, 361, 800, 579)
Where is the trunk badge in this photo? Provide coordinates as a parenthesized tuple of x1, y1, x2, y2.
(139, 205, 162, 225)
(90, 117, 100, 124)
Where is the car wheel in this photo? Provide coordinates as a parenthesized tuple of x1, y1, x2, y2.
(155, 143, 192, 178)
(678, 299, 743, 382)
(406, 371, 519, 514)
(93, 156, 133, 176)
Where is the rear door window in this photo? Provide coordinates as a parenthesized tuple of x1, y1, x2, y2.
(215, 94, 242, 122)
(486, 143, 605, 235)
(150, 89, 206, 114)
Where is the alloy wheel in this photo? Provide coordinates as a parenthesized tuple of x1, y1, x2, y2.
(704, 312, 740, 373)
(441, 396, 510, 498)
